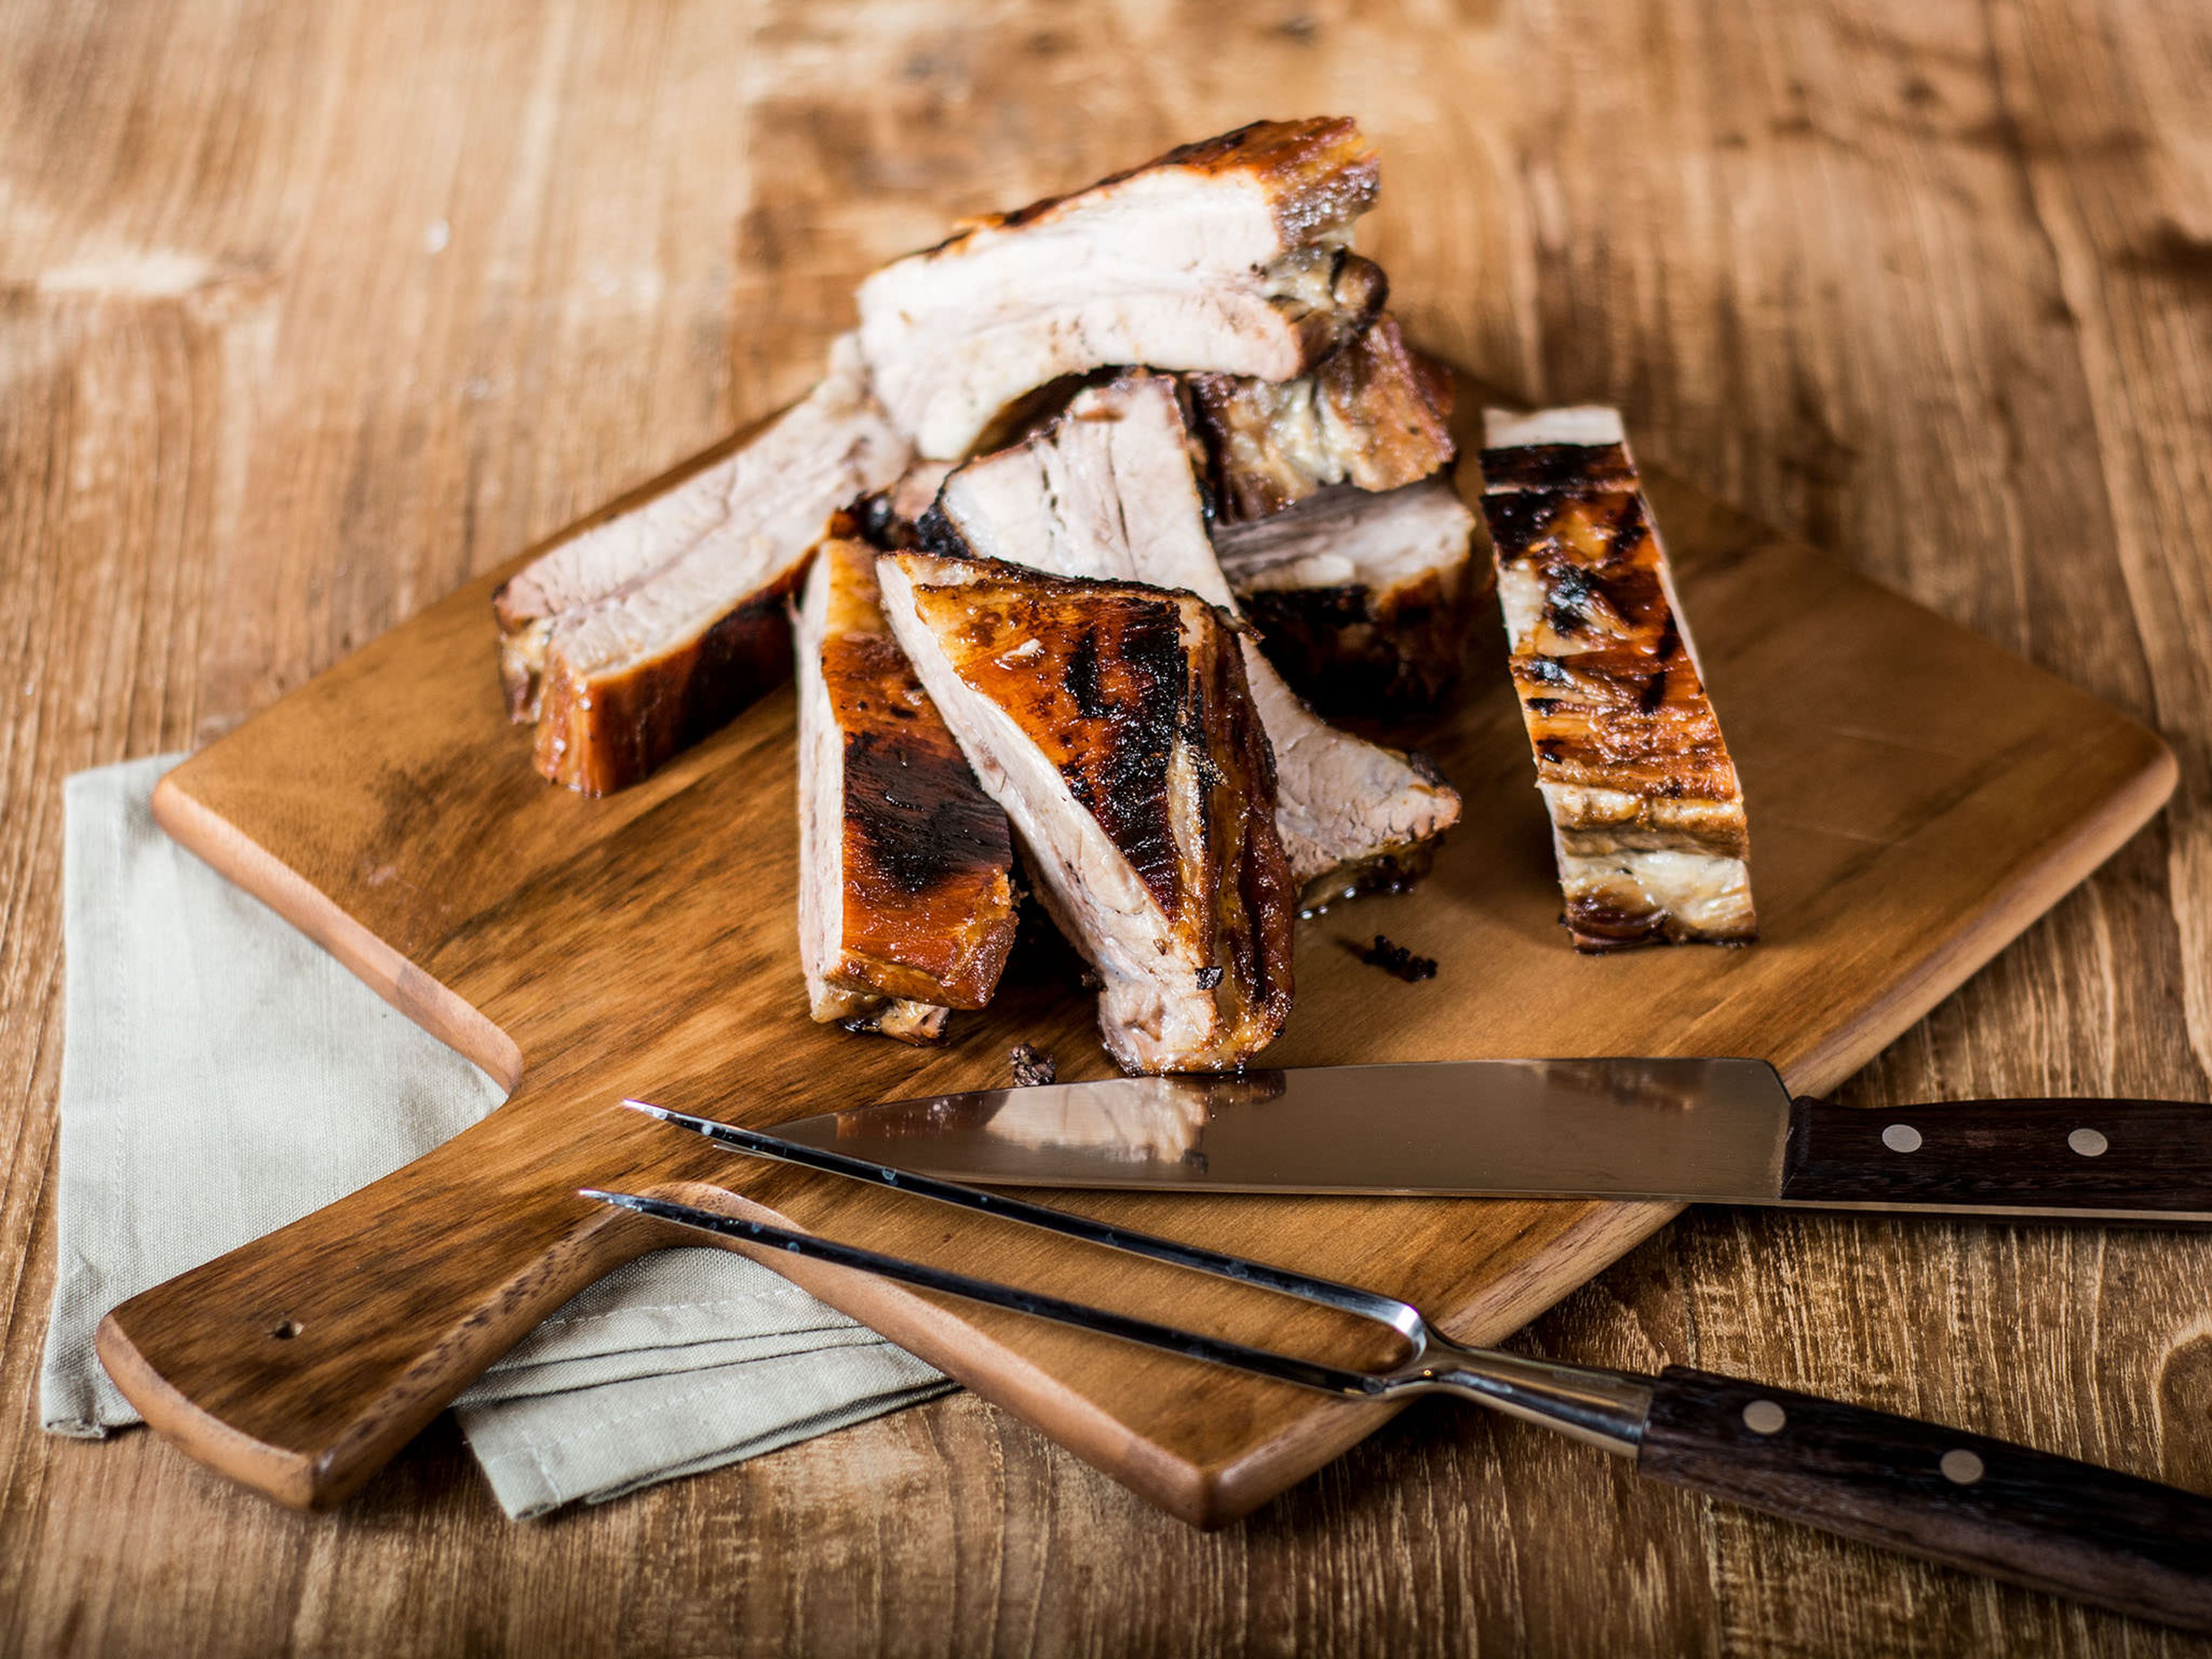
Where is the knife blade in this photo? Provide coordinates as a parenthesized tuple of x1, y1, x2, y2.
(765, 1059, 2212, 1221)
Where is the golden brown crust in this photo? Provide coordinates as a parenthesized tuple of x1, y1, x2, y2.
(815, 537, 1018, 1010)
(1479, 425, 1755, 949)
(903, 565, 1296, 1062)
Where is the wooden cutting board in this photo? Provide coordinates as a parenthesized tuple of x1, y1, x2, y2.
(97, 374, 2175, 1523)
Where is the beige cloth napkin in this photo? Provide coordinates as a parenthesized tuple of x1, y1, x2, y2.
(40, 755, 948, 1518)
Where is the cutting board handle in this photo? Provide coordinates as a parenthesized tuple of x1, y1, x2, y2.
(93, 1093, 712, 1509)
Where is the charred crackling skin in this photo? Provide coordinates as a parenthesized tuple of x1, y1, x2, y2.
(794, 532, 1018, 1042)
(1478, 407, 1756, 949)
(927, 372, 1461, 908)
(878, 552, 1296, 1074)
(857, 117, 1386, 461)
(1185, 315, 1457, 523)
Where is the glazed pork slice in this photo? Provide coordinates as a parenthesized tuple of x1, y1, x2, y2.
(794, 531, 1020, 1043)
(1478, 407, 1756, 949)
(1185, 315, 1457, 522)
(1213, 476, 1479, 714)
(857, 118, 1386, 460)
(926, 372, 1460, 905)
(493, 336, 910, 793)
(876, 551, 1296, 1074)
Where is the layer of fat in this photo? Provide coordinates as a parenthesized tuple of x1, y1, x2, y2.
(1215, 478, 1474, 597)
(876, 557, 1222, 1074)
(1557, 844, 1756, 941)
(793, 549, 847, 1020)
(937, 376, 1459, 888)
(1481, 405, 1626, 450)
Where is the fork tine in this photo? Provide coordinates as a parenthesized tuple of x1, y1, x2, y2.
(622, 1099, 1427, 1344)
(584, 1188, 1387, 1399)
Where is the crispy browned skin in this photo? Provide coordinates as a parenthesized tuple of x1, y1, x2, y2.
(902, 564, 1296, 1068)
(816, 537, 1017, 1009)
(531, 575, 801, 796)
(1187, 316, 1457, 522)
(1480, 422, 1755, 949)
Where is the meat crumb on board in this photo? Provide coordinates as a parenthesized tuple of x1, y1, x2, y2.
(1009, 1044, 1058, 1087)
(1353, 934, 1437, 982)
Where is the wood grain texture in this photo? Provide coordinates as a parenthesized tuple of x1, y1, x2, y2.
(3, 0, 2210, 1653)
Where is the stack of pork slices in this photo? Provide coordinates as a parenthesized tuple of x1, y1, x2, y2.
(491, 118, 1755, 1075)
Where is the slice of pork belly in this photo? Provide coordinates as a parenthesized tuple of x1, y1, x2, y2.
(794, 532, 1020, 1043)
(857, 118, 1385, 461)
(1185, 315, 1456, 523)
(877, 552, 1295, 1074)
(493, 336, 910, 793)
(1213, 476, 1479, 714)
(925, 372, 1461, 906)
(1478, 407, 1756, 949)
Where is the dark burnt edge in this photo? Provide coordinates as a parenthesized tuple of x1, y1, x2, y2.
(1062, 596, 1192, 919)
(1478, 442, 1638, 496)
(1239, 571, 1469, 715)
(1203, 603, 1298, 1046)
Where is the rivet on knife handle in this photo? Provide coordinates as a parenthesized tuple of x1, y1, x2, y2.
(1637, 1368, 2212, 1627)
(607, 1108, 2212, 1632)
(1781, 1096, 2212, 1217)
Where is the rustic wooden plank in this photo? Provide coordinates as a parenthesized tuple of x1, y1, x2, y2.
(3, 0, 2209, 1652)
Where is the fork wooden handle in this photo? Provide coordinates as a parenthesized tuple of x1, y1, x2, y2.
(1637, 1367, 2212, 1631)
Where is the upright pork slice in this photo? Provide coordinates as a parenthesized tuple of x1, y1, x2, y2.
(925, 372, 1460, 906)
(1185, 315, 1457, 522)
(494, 337, 911, 793)
(876, 552, 1296, 1074)
(794, 531, 1020, 1044)
(857, 118, 1385, 461)
(1213, 475, 1479, 714)
(1478, 407, 1755, 949)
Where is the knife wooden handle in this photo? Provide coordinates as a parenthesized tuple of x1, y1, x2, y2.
(92, 1093, 721, 1508)
(1782, 1096, 2212, 1215)
(1637, 1367, 2212, 1630)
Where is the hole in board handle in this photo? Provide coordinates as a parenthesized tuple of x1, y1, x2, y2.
(270, 1320, 304, 1341)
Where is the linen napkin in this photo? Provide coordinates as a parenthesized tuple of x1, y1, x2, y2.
(40, 754, 949, 1518)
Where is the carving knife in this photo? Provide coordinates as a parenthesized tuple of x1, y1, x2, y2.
(759, 1059, 2212, 1221)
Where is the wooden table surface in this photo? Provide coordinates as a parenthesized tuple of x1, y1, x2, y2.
(2, 1, 2208, 1653)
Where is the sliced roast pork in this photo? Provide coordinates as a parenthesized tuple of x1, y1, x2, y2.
(794, 530, 1020, 1043)
(876, 551, 1296, 1074)
(924, 372, 1461, 905)
(1213, 476, 1479, 714)
(857, 118, 1386, 461)
(1185, 315, 1457, 522)
(494, 336, 910, 793)
(1478, 407, 1756, 949)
